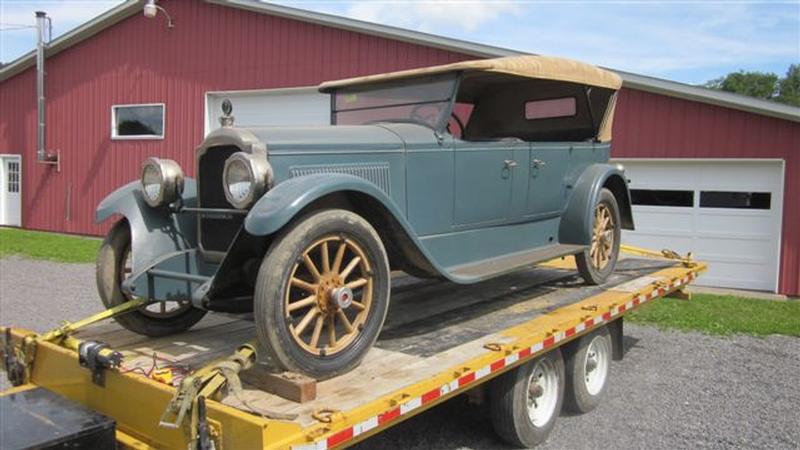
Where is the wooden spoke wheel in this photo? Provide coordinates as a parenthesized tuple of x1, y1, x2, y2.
(118, 245, 193, 319)
(96, 220, 206, 337)
(284, 236, 374, 356)
(575, 188, 621, 285)
(255, 209, 390, 379)
(589, 203, 615, 271)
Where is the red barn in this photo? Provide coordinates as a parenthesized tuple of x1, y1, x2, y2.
(1, 0, 798, 295)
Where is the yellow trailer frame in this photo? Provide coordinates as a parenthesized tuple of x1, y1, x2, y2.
(2, 259, 706, 450)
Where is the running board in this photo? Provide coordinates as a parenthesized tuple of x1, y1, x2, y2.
(447, 244, 585, 280)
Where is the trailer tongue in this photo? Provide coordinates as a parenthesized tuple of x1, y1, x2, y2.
(2, 253, 705, 449)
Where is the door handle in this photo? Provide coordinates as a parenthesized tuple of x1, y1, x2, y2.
(532, 159, 546, 168)
(504, 160, 518, 168)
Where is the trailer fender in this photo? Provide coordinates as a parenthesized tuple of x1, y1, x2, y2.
(558, 164, 634, 246)
(95, 179, 198, 274)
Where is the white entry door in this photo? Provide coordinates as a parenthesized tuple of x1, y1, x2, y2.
(205, 87, 330, 135)
(617, 159, 784, 292)
(0, 155, 22, 226)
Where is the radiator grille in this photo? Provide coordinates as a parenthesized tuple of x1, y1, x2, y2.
(198, 145, 244, 254)
(290, 163, 391, 194)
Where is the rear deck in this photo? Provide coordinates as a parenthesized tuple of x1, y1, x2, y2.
(4, 256, 705, 449)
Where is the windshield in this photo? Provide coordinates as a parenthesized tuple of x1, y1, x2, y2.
(332, 74, 457, 129)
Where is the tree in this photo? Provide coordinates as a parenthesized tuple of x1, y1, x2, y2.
(776, 64, 800, 107)
(704, 65, 800, 107)
(704, 70, 779, 100)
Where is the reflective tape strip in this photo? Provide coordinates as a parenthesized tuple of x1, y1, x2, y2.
(291, 269, 699, 449)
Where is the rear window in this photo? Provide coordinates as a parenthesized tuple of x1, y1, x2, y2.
(525, 97, 576, 120)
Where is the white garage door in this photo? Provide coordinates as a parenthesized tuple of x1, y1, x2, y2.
(617, 159, 784, 292)
(205, 87, 330, 135)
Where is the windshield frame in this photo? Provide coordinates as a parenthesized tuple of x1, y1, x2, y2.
(330, 72, 461, 133)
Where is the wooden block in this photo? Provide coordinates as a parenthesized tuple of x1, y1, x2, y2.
(240, 366, 317, 403)
(666, 287, 691, 300)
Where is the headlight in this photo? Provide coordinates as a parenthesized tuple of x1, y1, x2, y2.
(140, 157, 184, 208)
(223, 152, 271, 209)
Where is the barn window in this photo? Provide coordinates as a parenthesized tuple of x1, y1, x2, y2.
(112, 104, 165, 139)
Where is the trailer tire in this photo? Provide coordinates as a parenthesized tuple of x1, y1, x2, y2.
(489, 349, 565, 448)
(576, 188, 621, 285)
(564, 327, 612, 413)
(96, 220, 207, 336)
(254, 209, 390, 379)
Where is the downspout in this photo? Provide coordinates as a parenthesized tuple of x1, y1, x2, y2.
(35, 11, 59, 170)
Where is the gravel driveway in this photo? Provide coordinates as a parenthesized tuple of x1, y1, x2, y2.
(1, 257, 798, 449)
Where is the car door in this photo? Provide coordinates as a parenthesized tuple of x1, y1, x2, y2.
(453, 140, 521, 227)
(524, 143, 571, 218)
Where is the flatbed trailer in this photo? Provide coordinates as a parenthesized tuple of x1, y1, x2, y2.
(1, 254, 705, 449)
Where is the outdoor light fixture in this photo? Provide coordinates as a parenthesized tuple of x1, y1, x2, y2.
(143, 0, 174, 28)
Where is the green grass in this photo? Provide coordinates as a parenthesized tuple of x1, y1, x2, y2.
(0, 227, 100, 264)
(628, 293, 800, 337)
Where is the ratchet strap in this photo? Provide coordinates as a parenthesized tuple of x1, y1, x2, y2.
(1, 298, 147, 386)
(620, 244, 696, 268)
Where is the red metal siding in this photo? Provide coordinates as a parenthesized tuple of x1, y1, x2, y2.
(0, 0, 473, 236)
(0, 0, 798, 295)
(613, 89, 800, 296)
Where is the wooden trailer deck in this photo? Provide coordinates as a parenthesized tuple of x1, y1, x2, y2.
(3, 255, 706, 449)
(77, 257, 686, 427)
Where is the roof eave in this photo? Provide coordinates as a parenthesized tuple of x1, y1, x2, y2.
(0, 0, 143, 83)
(203, 0, 518, 59)
(2, 0, 798, 123)
(617, 70, 800, 122)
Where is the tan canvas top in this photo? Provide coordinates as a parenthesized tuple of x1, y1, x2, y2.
(319, 55, 623, 92)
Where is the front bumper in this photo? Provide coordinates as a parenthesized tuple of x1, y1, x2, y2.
(122, 248, 218, 309)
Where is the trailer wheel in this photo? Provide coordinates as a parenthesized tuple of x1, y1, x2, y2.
(254, 209, 390, 379)
(489, 349, 565, 448)
(564, 327, 612, 413)
(96, 220, 207, 336)
(576, 188, 621, 284)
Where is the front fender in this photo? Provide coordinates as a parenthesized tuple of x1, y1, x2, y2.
(245, 173, 404, 236)
(95, 179, 198, 274)
(243, 173, 466, 281)
(558, 164, 632, 246)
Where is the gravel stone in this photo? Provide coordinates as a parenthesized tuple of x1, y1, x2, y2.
(1, 257, 798, 448)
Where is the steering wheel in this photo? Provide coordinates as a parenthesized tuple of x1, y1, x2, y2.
(447, 113, 466, 137)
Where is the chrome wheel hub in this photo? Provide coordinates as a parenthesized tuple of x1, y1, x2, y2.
(330, 286, 354, 310)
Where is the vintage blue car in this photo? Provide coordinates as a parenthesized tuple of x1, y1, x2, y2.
(95, 55, 633, 378)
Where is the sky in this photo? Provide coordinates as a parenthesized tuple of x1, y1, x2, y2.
(1, 0, 798, 85)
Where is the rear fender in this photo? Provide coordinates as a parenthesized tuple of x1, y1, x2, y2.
(558, 164, 634, 246)
(95, 179, 198, 274)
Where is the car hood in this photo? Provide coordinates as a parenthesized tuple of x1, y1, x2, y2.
(242, 124, 405, 153)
